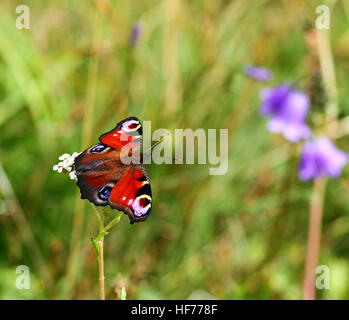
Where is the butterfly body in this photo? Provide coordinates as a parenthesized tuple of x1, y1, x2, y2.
(74, 117, 152, 223)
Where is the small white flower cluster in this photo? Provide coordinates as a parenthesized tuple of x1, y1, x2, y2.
(53, 152, 81, 180)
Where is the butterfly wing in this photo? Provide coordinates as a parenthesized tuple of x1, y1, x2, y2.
(74, 117, 152, 223)
(99, 116, 142, 151)
(109, 166, 152, 223)
(74, 144, 124, 206)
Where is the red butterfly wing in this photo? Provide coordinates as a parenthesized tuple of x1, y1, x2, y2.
(99, 116, 142, 151)
(109, 167, 152, 223)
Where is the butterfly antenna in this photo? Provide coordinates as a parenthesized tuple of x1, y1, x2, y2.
(144, 132, 171, 153)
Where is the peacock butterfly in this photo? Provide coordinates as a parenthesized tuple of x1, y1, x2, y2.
(74, 117, 152, 224)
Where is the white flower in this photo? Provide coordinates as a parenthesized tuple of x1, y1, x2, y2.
(53, 151, 81, 181)
(69, 171, 77, 180)
(58, 153, 71, 161)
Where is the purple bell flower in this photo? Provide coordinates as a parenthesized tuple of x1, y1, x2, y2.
(244, 65, 273, 82)
(130, 23, 142, 47)
(299, 137, 348, 180)
(259, 84, 311, 143)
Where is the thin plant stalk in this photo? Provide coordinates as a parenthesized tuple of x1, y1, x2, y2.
(303, 26, 338, 299)
(98, 211, 105, 300)
(303, 178, 326, 300)
(98, 237, 105, 299)
(91, 206, 123, 300)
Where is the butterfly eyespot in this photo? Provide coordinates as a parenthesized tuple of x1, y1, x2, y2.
(98, 186, 112, 200)
(91, 144, 107, 153)
(128, 123, 138, 129)
(138, 196, 151, 207)
(132, 195, 151, 217)
(122, 120, 141, 132)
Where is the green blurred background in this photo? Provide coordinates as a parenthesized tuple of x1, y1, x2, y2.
(0, 0, 349, 299)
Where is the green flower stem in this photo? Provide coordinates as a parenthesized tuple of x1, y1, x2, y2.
(98, 210, 105, 300)
(90, 206, 123, 300)
(104, 212, 123, 232)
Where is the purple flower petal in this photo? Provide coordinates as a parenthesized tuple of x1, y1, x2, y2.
(259, 84, 311, 143)
(299, 137, 348, 180)
(281, 91, 310, 123)
(244, 65, 273, 82)
(267, 119, 311, 142)
(259, 85, 292, 116)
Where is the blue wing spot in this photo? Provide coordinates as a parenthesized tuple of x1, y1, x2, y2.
(98, 186, 112, 200)
(91, 144, 107, 153)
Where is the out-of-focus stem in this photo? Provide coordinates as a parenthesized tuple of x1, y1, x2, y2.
(163, 0, 182, 114)
(303, 25, 338, 299)
(317, 30, 338, 123)
(64, 1, 105, 298)
(98, 212, 105, 300)
(303, 178, 326, 300)
(0, 163, 55, 296)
